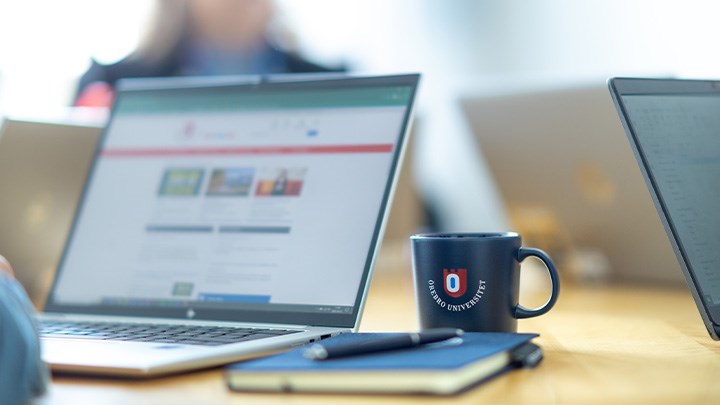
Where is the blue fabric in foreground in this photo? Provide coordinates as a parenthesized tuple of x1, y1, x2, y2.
(0, 273, 48, 405)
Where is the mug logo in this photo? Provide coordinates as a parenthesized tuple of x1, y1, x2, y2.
(428, 269, 486, 312)
(443, 268, 467, 298)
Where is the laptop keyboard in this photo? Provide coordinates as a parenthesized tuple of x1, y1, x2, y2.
(40, 320, 300, 346)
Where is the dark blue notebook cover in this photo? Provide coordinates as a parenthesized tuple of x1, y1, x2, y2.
(227, 332, 538, 372)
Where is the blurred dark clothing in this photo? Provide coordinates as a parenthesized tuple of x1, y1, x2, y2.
(75, 40, 344, 103)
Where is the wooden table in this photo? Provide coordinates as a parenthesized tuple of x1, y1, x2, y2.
(45, 270, 720, 404)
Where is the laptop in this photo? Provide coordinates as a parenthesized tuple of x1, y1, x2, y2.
(461, 85, 681, 284)
(0, 118, 102, 304)
(38, 74, 420, 375)
(609, 77, 720, 340)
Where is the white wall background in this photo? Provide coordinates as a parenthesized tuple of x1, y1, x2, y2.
(2, 0, 720, 230)
(0, 0, 153, 112)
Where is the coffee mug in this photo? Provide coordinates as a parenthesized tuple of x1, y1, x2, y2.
(410, 232, 560, 333)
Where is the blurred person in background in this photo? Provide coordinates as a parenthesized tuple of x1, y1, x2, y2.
(75, 0, 343, 107)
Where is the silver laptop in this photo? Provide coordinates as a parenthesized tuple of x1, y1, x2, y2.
(461, 84, 682, 284)
(609, 77, 720, 340)
(38, 74, 420, 376)
(0, 118, 101, 304)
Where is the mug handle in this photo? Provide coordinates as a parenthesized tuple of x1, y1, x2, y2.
(514, 247, 560, 319)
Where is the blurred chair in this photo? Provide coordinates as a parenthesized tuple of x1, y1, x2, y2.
(0, 117, 102, 306)
(461, 83, 682, 285)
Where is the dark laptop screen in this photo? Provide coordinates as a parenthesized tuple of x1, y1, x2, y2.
(621, 93, 720, 305)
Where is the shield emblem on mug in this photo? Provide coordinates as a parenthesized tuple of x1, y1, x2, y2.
(443, 268, 467, 298)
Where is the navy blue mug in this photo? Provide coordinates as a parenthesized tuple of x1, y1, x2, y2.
(410, 232, 560, 332)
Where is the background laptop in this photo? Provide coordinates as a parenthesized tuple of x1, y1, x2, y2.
(461, 85, 681, 284)
(609, 77, 720, 340)
(0, 118, 101, 305)
(39, 74, 419, 375)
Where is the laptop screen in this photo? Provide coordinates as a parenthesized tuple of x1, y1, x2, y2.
(619, 92, 720, 307)
(46, 75, 418, 327)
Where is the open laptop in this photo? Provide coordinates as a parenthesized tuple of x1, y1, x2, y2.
(461, 85, 682, 284)
(609, 77, 720, 340)
(0, 118, 101, 304)
(38, 74, 420, 375)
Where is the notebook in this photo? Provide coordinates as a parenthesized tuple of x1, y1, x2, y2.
(226, 332, 539, 395)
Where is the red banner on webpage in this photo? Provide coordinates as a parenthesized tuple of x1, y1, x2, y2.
(101, 144, 394, 157)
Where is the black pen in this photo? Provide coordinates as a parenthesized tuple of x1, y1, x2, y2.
(304, 328, 464, 361)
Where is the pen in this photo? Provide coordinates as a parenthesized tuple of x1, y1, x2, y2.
(304, 328, 464, 360)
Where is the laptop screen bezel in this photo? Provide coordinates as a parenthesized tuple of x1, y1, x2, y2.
(609, 77, 720, 336)
(43, 74, 420, 329)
